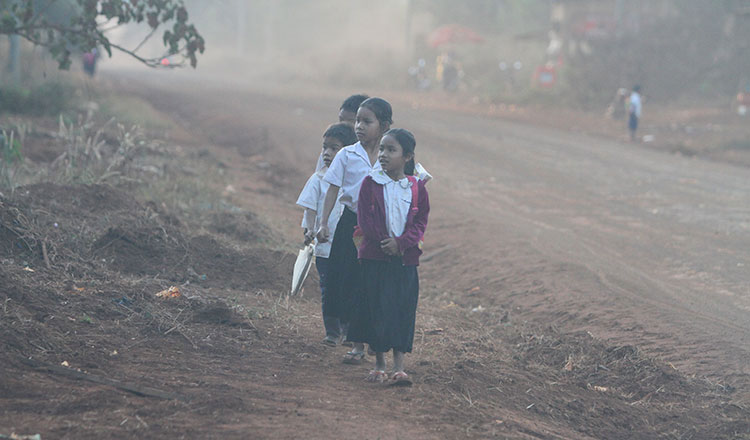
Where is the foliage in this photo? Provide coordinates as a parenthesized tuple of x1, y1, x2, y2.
(0, 81, 76, 115)
(51, 115, 153, 184)
(0, 0, 205, 69)
(0, 126, 25, 190)
(562, 0, 749, 106)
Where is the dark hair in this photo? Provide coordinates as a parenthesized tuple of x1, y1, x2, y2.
(633, 84, 641, 92)
(359, 97, 393, 129)
(340, 94, 369, 114)
(384, 128, 416, 175)
(323, 123, 357, 147)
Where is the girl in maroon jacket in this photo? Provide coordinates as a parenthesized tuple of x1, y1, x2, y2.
(348, 128, 430, 385)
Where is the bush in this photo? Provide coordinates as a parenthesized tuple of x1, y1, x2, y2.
(0, 81, 76, 115)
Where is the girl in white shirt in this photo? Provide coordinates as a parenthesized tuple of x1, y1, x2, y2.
(318, 97, 392, 364)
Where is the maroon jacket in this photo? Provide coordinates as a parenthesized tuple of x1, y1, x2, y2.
(356, 175, 430, 266)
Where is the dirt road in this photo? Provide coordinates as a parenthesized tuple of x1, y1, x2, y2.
(12, 69, 742, 439)
(122, 70, 750, 383)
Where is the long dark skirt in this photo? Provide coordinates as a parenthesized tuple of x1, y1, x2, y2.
(323, 207, 361, 324)
(628, 112, 639, 132)
(348, 259, 419, 353)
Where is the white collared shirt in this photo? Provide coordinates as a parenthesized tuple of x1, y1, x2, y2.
(296, 168, 344, 258)
(369, 169, 413, 238)
(630, 92, 642, 117)
(323, 141, 381, 213)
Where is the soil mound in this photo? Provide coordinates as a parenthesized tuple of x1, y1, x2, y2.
(0, 182, 289, 368)
(1, 183, 291, 291)
(207, 211, 270, 244)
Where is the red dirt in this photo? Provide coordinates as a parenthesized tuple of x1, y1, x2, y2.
(1, 73, 749, 439)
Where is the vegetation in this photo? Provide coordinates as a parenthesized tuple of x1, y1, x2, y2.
(0, 0, 205, 68)
(0, 125, 24, 189)
(0, 80, 76, 115)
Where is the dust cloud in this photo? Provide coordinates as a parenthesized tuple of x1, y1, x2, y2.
(100, 1, 749, 109)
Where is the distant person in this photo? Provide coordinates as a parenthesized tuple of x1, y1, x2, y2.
(408, 58, 430, 90)
(338, 94, 369, 127)
(317, 97, 393, 365)
(440, 53, 458, 91)
(606, 88, 628, 120)
(348, 128, 429, 386)
(296, 123, 357, 346)
(628, 85, 642, 142)
(82, 48, 99, 77)
(315, 94, 370, 173)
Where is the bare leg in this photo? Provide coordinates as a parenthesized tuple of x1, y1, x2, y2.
(375, 352, 386, 371)
(392, 350, 405, 373)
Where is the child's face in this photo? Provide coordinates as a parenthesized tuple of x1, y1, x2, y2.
(321, 136, 344, 167)
(355, 107, 384, 145)
(338, 109, 356, 127)
(378, 134, 412, 176)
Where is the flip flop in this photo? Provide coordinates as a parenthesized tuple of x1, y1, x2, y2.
(342, 351, 365, 365)
(339, 334, 353, 347)
(366, 370, 387, 383)
(389, 371, 412, 387)
(321, 336, 337, 347)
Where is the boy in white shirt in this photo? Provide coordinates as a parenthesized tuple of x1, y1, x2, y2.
(628, 85, 642, 142)
(314, 94, 369, 173)
(296, 123, 357, 346)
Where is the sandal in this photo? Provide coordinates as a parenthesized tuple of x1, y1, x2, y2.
(366, 370, 387, 383)
(342, 351, 366, 365)
(389, 371, 412, 387)
(321, 336, 337, 347)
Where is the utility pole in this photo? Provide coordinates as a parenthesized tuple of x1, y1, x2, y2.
(6, 34, 21, 84)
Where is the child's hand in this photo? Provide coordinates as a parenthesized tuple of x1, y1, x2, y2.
(317, 225, 330, 243)
(303, 228, 315, 245)
(380, 238, 400, 256)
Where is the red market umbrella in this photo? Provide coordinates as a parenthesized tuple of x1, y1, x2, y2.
(427, 24, 485, 48)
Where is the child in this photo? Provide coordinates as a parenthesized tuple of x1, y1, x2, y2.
(296, 123, 357, 346)
(349, 128, 429, 385)
(318, 97, 393, 364)
(628, 85, 642, 142)
(315, 94, 370, 173)
(338, 94, 370, 127)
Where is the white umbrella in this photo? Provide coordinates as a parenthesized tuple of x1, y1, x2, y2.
(290, 243, 315, 296)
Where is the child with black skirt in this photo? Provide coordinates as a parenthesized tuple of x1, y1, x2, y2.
(317, 98, 393, 364)
(349, 128, 430, 385)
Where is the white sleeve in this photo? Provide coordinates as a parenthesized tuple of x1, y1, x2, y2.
(323, 149, 347, 187)
(296, 174, 320, 210)
(301, 209, 316, 230)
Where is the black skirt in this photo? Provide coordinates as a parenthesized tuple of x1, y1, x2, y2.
(348, 258, 419, 353)
(323, 207, 361, 323)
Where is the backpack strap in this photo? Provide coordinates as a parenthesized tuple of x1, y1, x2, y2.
(405, 175, 424, 250)
(407, 175, 419, 214)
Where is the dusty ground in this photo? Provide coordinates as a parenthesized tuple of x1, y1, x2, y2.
(1, 71, 749, 439)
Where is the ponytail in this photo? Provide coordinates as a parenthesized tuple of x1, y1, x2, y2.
(404, 158, 416, 176)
